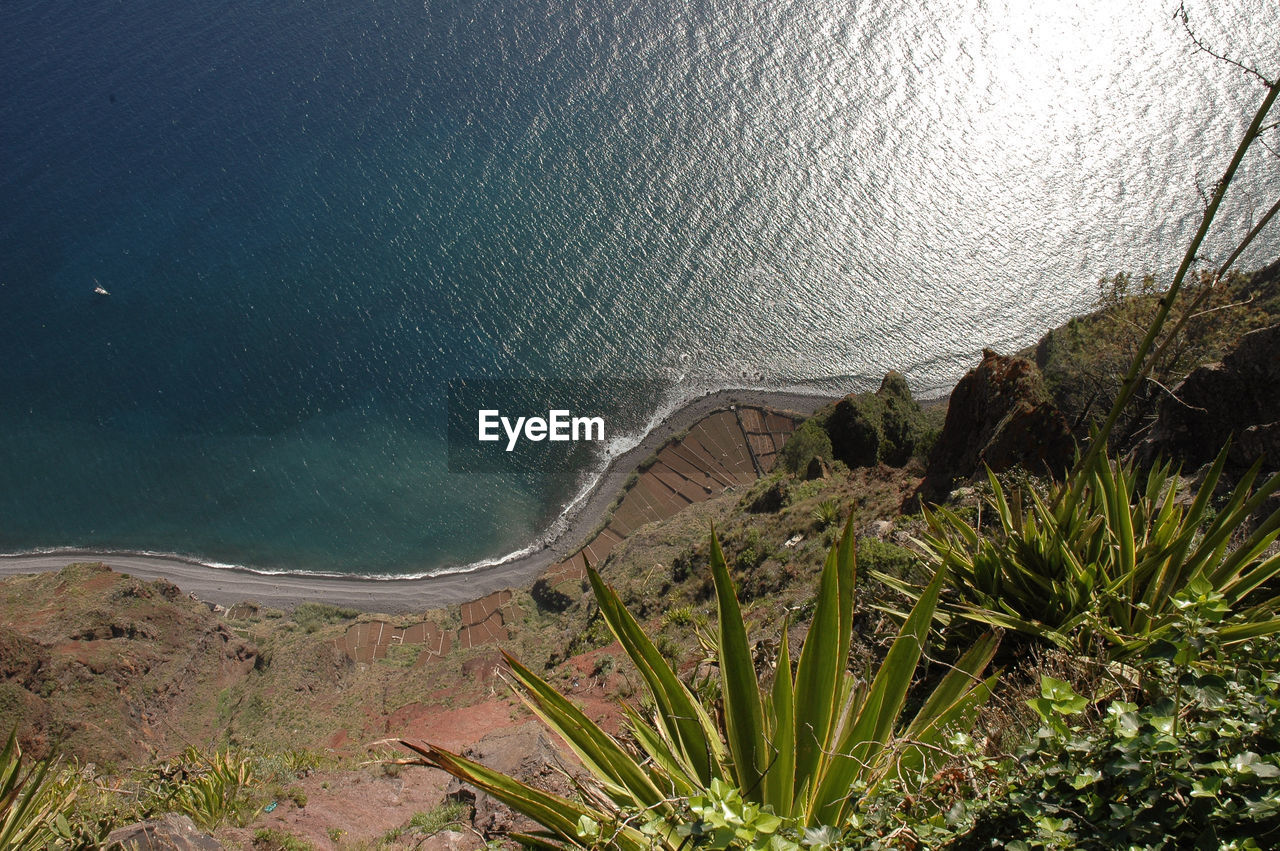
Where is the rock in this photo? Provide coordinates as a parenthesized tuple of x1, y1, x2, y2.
(803, 456, 830, 480)
(868, 520, 894, 539)
(1138, 324, 1280, 471)
(105, 814, 222, 850)
(826, 394, 882, 468)
(1239, 422, 1280, 469)
(420, 829, 486, 850)
(747, 479, 790, 513)
(449, 721, 577, 839)
(918, 350, 1074, 501)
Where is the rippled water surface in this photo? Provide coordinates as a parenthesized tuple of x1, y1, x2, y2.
(1, 0, 1277, 573)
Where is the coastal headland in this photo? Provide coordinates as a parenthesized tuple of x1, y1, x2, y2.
(0, 388, 832, 614)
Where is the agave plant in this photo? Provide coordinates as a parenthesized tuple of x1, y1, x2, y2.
(166, 747, 261, 831)
(0, 728, 72, 850)
(886, 447, 1280, 659)
(400, 517, 997, 849)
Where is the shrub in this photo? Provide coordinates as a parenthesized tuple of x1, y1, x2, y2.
(167, 748, 261, 831)
(811, 499, 840, 530)
(961, 593, 1280, 849)
(292, 602, 360, 633)
(777, 419, 833, 476)
(856, 538, 919, 583)
(380, 800, 472, 843)
(885, 449, 1280, 658)
(408, 800, 471, 835)
(662, 604, 694, 627)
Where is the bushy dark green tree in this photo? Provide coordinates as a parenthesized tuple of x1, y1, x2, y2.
(820, 371, 935, 469)
(777, 418, 833, 475)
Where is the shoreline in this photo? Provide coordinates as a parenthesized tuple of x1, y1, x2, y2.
(0, 388, 833, 612)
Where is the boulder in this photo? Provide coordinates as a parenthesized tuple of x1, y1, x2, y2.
(104, 814, 222, 850)
(420, 830, 486, 850)
(747, 479, 790, 513)
(803, 456, 830, 480)
(867, 520, 894, 539)
(918, 350, 1074, 500)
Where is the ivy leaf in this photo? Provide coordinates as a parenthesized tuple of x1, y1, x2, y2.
(1191, 776, 1224, 797)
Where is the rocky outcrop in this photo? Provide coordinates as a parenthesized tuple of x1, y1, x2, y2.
(104, 814, 222, 850)
(1137, 323, 1280, 471)
(918, 350, 1074, 501)
(747, 479, 791, 513)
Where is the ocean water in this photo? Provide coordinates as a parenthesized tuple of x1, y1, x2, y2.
(1, 0, 1277, 575)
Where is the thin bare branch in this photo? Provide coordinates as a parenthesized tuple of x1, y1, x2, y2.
(1188, 292, 1256, 320)
(1144, 376, 1208, 412)
(1176, 3, 1275, 86)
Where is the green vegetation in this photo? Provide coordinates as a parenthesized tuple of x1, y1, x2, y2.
(408, 799, 471, 833)
(810, 499, 839, 530)
(854, 537, 918, 583)
(168, 748, 261, 830)
(818, 373, 938, 469)
(886, 450, 1280, 657)
(400, 519, 997, 849)
(661, 603, 695, 627)
(839, 597, 1280, 849)
(973, 628, 1280, 848)
(0, 744, 332, 846)
(1036, 268, 1280, 446)
(381, 800, 472, 843)
(0, 728, 69, 850)
(777, 419, 833, 475)
(253, 827, 316, 850)
(292, 601, 361, 633)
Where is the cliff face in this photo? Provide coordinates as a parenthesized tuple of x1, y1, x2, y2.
(917, 349, 1074, 501)
(1137, 323, 1280, 472)
(0, 562, 257, 763)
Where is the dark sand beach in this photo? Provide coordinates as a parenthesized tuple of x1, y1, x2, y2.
(0, 389, 832, 612)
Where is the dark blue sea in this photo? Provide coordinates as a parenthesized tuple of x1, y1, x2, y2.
(1, 0, 1277, 575)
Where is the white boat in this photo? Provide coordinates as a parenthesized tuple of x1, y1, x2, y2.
(93, 282, 110, 296)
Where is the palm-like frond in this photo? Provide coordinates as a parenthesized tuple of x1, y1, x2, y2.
(401, 518, 997, 847)
(897, 446, 1280, 658)
(0, 728, 71, 850)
